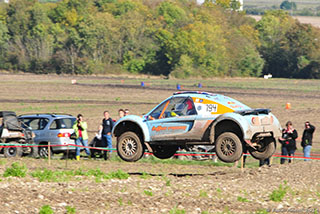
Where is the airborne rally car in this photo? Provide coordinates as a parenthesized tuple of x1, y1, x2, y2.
(112, 91, 282, 163)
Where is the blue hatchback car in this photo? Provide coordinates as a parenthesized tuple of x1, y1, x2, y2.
(112, 91, 282, 163)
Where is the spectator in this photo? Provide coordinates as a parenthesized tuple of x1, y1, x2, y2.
(72, 114, 90, 161)
(301, 121, 316, 161)
(101, 111, 114, 160)
(124, 109, 129, 116)
(279, 121, 298, 164)
(118, 109, 125, 119)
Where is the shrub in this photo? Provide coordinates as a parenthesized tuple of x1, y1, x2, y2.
(39, 205, 54, 214)
(3, 162, 27, 178)
(269, 183, 289, 202)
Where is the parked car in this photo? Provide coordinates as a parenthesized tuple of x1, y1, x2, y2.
(112, 91, 282, 163)
(0, 111, 37, 158)
(19, 114, 76, 158)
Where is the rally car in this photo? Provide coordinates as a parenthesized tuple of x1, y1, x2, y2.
(112, 91, 282, 163)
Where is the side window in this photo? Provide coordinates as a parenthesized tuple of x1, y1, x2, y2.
(21, 118, 49, 130)
(50, 120, 58, 130)
(50, 118, 75, 130)
(149, 97, 196, 120)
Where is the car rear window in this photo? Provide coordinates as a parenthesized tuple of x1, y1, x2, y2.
(50, 118, 76, 130)
(21, 118, 49, 130)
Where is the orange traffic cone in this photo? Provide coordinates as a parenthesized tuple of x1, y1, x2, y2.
(285, 103, 291, 110)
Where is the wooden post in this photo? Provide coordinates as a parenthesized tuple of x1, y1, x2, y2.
(240, 155, 244, 171)
(270, 156, 273, 165)
(48, 142, 51, 166)
(65, 144, 69, 169)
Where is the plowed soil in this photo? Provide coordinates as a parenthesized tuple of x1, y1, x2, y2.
(0, 158, 319, 213)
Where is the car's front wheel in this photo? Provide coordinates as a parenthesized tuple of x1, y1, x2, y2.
(117, 132, 143, 162)
(152, 145, 178, 159)
(248, 137, 276, 160)
(215, 132, 243, 163)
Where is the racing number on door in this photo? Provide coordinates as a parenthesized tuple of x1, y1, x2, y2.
(206, 104, 217, 113)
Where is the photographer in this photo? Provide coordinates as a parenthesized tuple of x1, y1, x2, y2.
(279, 121, 298, 164)
(72, 114, 90, 161)
(301, 121, 316, 161)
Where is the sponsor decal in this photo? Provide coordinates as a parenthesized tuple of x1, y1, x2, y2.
(228, 101, 235, 104)
(152, 126, 167, 132)
(197, 106, 202, 111)
(200, 99, 203, 103)
(168, 126, 186, 130)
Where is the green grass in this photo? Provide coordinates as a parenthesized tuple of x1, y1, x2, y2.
(169, 206, 186, 214)
(3, 162, 28, 178)
(237, 196, 250, 202)
(269, 181, 289, 202)
(39, 205, 54, 214)
(199, 189, 208, 198)
(144, 190, 153, 196)
(30, 168, 130, 182)
(66, 206, 76, 214)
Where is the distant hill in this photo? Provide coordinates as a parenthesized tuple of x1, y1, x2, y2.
(244, 0, 320, 16)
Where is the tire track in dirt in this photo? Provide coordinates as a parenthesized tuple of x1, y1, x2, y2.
(77, 83, 320, 99)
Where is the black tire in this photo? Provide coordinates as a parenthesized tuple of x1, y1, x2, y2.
(28, 145, 39, 158)
(249, 137, 276, 160)
(39, 146, 54, 158)
(4, 146, 23, 158)
(117, 132, 143, 162)
(152, 145, 178, 159)
(215, 132, 243, 163)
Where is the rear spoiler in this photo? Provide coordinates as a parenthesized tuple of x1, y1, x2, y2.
(236, 108, 271, 116)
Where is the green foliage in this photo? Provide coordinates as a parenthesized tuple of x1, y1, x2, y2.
(31, 168, 130, 182)
(66, 206, 76, 214)
(0, 0, 320, 78)
(237, 196, 250, 202)
(139, 172, 151, 179)
(39, 205, 54, 214)
(144, 190, 153, 196)
(280, 1, 297, 10)
(169, 206, 186, 214)
(199, 189, 208, 198)
(269, 183, 289, 202)
(3, 162, 27, 178)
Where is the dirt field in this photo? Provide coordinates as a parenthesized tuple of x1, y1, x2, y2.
(0, 73, 320, 213)
(0, 158, 319, 213)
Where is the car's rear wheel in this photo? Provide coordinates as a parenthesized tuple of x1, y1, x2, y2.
(117, 132, 143, 162)
(4, 143, 23, 158)
(215, 132, 243, 163)
(39, 145, 54, 159)
(248, 137, 276, 160)
(152, 145, 178, 159)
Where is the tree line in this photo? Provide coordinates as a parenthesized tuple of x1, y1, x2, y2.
(0, 0, 319, 78)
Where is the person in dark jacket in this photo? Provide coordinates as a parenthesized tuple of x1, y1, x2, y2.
(301, 121, 315, 161)
(101, 111, 114, 160)
(279, 121, 298, 164)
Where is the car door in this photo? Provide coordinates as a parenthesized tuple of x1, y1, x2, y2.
(146, 96, 197, 141)
(20, 117, 49, 144)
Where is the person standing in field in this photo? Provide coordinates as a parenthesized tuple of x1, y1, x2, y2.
(279, 121, 298, 164)
(73, 114, 90, 161)
(118, 109, 125, 120)
(101, 111, 114, 160)
(124, 109, 129, 116)
(301, 121, 316, 161)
